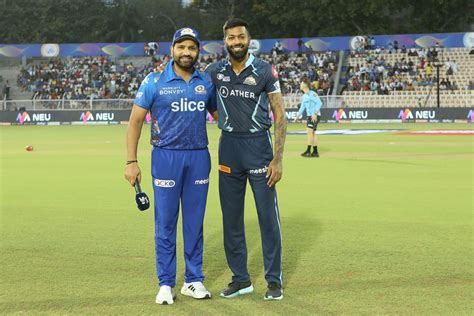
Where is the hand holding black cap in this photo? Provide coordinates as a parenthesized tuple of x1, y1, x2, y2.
(134, 180, 150, 211)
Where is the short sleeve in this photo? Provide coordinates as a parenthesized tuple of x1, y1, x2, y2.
(264, 64, 281, 94)
(133, 73, 156, 110)
(207, 81, 217, 113)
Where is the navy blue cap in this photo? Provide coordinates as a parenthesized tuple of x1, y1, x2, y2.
(172, 27, 201, 47)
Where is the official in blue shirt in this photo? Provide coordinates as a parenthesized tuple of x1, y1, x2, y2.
(295, 77, 322, 157)
(124, 27, 217, 305)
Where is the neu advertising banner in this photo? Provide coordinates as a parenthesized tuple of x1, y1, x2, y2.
(286, 107, 474, 123)
(0, 110, 130, 125)
(1, 108, 472, 125)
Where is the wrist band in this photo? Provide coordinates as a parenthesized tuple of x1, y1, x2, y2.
(126, 160, 138, 165)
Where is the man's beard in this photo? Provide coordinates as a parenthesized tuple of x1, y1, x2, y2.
(226, 42, 249, 61)
(174, 54, 198, 70)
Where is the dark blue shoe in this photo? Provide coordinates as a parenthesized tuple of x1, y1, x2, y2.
(220, 281, 254, 298)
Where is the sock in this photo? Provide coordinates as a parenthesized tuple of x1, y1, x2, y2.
(313, 146, 318, 153)
(306, 145, 311, 152)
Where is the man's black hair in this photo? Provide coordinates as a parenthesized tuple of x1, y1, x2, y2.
(223, 18, 250, 36)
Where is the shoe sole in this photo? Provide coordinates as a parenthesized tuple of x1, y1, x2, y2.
(180, 288, 212, 299)
(264, 294, 283, 300)
(220, 285, 254, 298)
(156, 294, 177, 305)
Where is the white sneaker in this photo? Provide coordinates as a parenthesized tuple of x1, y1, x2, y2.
(155, 285, 177, 305)
(180, 281, 212, 299)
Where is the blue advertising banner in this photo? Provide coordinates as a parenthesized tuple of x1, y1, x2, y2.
(1, 32, 472, 58)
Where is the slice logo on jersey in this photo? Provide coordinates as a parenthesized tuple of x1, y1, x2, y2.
(332, 109, 347, 122)
(249, 166, 268, 175)
(398, 109, 413, 121)
(217, 73, 230, 82)
(194, 85, 207, 95)
(154, 179, 176, 188)
(271, 66, 279, 78)
(243, 75, 257, 86)
(171, 98, 206, 112)
(194, 178, 209, 185)
(80, 111, 94, 122)
(16, 111, 31, 124)
(218, 165, 232, 174)
(159, 86, 185, 95)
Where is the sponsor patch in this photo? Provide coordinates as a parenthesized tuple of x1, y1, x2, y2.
(194, 178, 209, 185)
(249, 166, 268, 175)
(154, 179, 176, 187)
(217, 73, 230, 82)
(218, 165, 232, 174)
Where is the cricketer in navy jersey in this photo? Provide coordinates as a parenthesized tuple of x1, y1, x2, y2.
(205, 18, 287, 300)
(206, 54, 281, 133)
(124, 27, 217, 304)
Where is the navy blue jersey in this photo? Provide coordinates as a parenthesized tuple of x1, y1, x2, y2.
(205, 54, 280, 133)
(134, 61, 217, 150)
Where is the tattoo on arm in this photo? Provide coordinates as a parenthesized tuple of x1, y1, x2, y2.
(268, 92, 287, 161)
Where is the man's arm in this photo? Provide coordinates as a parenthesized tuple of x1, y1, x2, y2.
(266, 92, 287, 187)
(124, 105, 148, 186)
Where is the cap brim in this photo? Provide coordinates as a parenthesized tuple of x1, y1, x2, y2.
(173, 35, 200, 46)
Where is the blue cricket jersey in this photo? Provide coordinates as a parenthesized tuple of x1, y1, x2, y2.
(297, 90, 322, 117)
(205, 54, 281, 133)
(134, 61, 216, 150)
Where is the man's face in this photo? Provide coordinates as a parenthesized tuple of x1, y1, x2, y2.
(224, 26, 250, 61)
(300, 81, 307, 91)
(171, 39, 199, 70)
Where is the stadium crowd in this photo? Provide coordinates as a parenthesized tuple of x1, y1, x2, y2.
(344, 45, 463, 95)
(16, 51, 337, 103)
(16, 57, 159, 102)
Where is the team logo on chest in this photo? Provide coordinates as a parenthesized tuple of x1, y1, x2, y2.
(243, 75, 257, 85)
(194, 85, 207, 95)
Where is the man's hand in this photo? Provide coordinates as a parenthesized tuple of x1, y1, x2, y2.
(266, 158, 282, 187)
(124, 163, 141, 186)
(311, 114, 317, 122)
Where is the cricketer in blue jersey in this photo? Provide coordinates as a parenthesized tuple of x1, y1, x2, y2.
(205, 18, 287, 300)
(124, 27, 217, 305)
(295, 77, 322, 157)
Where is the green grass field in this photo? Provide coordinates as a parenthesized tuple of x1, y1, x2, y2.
(0, 123, 473, 315)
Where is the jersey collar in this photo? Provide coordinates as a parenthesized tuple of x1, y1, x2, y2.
(225, 53, 255, 71)
(164, 60, 202, 82)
